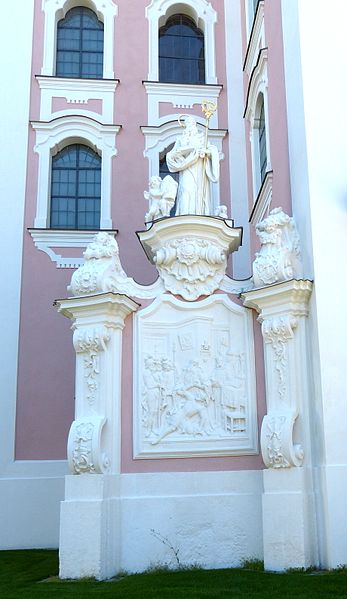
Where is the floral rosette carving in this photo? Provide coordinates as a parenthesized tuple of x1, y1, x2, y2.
(154, 238, 226, 300)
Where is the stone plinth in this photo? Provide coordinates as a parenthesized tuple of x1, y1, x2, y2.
(137, 215, 242, 301)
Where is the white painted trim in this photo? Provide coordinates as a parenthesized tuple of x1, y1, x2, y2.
(249, 170, 273, 225)
(31, 116, 120, 229)
(36, 76, 118, 123)
(141, 120, 227, 211)
(145, 0, 217, 84)
(28, 229, 118, 268)
(244, 48, 271, 200)
(41, 0, 118, 79)
(143, 81, 222, 128)
(243, 0, 265, 77)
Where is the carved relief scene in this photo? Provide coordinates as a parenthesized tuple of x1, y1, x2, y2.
(134, 296, 257, 458)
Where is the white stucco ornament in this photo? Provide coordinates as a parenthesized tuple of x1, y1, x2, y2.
(138, 215, 242, 301)
(69, 232, 164, 299)
(261, 411, 304, 469)
(134, 294, 258, 458)
(253, 207, 302, 287)
(144, 175, 178, 225)
(167, 113, 220, 217)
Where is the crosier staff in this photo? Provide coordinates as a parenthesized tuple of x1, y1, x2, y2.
(200, 100, 217, 214)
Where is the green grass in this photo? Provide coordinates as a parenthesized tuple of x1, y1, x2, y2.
(1, 550, 347, 598)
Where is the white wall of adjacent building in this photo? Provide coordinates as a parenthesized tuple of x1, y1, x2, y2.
(282, 0, 347, 568)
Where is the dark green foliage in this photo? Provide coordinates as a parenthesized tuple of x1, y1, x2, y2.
(1, 550, 347, 598)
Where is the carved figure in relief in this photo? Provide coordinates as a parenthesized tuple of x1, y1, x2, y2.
(142, 356, 162, 436)
(144, 175, 178, 224)
(166, 115, 220, 216)
(141, 338, 247, 445)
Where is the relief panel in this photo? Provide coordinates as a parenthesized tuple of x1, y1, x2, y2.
(133, 294, 258, 458)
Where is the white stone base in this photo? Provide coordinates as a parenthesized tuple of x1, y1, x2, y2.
(58, 470, 263, 578)
(59, 474, 121, 580)
(120, 470, 263, 572)
(262, 467, 317, 571)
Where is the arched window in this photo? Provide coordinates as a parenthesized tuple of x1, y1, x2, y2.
(56, 7, 104, 78)
(159, 14, 205, 84)
(258, 96, 267, 184)
(50, 144, 101, 229)
(159, 144, 179, 182)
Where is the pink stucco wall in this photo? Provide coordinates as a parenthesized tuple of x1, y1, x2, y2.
(16, 0, 265, 469)
(241, 0, 292, 259)
(52, 97, 103, 115)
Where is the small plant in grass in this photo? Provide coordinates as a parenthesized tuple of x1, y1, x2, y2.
(144, 563, 172, 575)
(286, 566, 318, 574)
(150, 528, 181, 567)
(241, 558, 264, 571)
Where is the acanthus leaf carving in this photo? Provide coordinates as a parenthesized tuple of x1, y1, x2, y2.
(73, 328, 110, 407)
(261, 315, 297, 403)
(261, 411, 304, 469)
(67, 417, 110, 475)
(253, 207, 302, 288)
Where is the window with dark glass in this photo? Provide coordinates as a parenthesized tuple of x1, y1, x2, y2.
(159, 145, 179, 182)
(56, 7, 104, 78)
(258, 98, 267, 183)
(159, 145, 179, 215)
(159, 14, 205, 84)
(50, 144, 101, 229)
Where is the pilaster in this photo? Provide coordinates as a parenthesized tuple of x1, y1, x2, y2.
(242, 279, 318, 570)
(56, 292, 138, 579)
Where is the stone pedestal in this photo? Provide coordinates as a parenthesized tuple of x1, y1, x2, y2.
(137, 215, 242, 300)
(242, 279, 318, 570)
(59, 474, 120, 580)
(56, 292, 138, 579)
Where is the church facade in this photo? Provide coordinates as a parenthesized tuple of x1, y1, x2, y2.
(1, 0, 347, 579)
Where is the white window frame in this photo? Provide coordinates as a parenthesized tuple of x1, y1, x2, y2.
(143, 81, 222, 127)
(145, 0, 217, 84)
(141, 119, 227, 214)
(31, 115, 120, 229)
(41, 0, 118, 79)
(244, 48, 271, 202)
(243, 0, 265, 76)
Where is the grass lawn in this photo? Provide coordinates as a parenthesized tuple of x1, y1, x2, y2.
(1, 550, 347, 598)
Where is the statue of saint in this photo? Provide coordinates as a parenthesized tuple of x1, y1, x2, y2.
(166, 115, 220, 216)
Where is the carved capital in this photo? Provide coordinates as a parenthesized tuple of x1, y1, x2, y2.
(261, 411, 304, 469)
(73, 327, 110, 354)
(67, 417, 110, 475)
(253, 207, 302, 288)
(261, 315, 297, 345)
